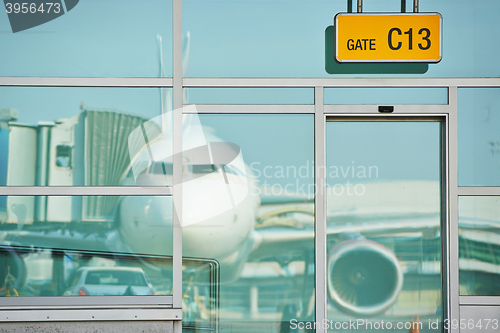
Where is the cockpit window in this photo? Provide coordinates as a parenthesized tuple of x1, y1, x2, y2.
(149, 162, 173, 175)
(187, 164, 244, 176)
(222, 165, 244, 176)
(189, 164, 217, 174)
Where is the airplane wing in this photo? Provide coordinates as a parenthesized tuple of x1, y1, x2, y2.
(250, 180, 442, 262)
(248, 209, 440, 262)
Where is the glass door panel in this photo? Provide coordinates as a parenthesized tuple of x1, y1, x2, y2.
(326, 119, 443, 332)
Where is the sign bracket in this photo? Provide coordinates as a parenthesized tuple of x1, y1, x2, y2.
(349, 0, 419, 14)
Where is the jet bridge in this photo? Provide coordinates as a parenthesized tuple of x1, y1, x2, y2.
(0, 109, 161, 225)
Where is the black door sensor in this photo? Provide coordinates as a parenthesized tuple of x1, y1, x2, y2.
(378, 106, 394, 113)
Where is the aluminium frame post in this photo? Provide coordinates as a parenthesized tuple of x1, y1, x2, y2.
(173, 0, 183, 331)
(315, 86, 327, 332)
(448, 86, 459, 333)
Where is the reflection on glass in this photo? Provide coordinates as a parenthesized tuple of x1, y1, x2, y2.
(326, 121, 443, 331)
(0, 87, 172, 186)
(181, 114, 315, 331)
(459, 196, 500, 296)
(0, 196, 172, 297)
(0, 0, 173, 77)
(182, 259, 220, 331)
(458, 88, 500, 186)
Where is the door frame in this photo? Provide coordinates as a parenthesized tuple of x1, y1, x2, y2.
(322, 113, 450, 330)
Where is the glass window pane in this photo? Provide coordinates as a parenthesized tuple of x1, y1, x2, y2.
(185, 88, 314, 105)
(184, 0, 500, 78)
(459, 196, 500, 296)
(0, 87, 172, 186)
(0, 0, 172, 77)
(183, 0, 340, 78)
(458, 88, 500, 186)
(181, 114, 314, 331)
(421, 0, 500, 78)
(0, 195, 172, 297)
(326, 121, 443, 329)
(324, 88, 448, 105)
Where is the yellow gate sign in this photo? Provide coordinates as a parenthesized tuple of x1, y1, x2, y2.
(335, 13, 442, 63)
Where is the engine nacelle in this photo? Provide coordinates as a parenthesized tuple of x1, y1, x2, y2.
(0, 244, 26, 294)
(327, 239, 403, 317)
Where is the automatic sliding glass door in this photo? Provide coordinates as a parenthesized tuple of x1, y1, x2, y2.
(325, 117, 444, 332)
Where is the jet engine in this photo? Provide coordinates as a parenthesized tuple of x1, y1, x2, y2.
(0, 244, 26, 294)
(327, 238, 403, 317)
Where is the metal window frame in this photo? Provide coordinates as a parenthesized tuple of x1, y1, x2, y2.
(1, 79, 500, 332)
(0, 0, 182, 325)
(177, 83, 500, 333)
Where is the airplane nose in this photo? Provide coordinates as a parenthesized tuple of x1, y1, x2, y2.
(181, 170, 249, 227)
(181, 176, 255, 259)
(118, 196, 174, 256)
(143, 196, 174, 228)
